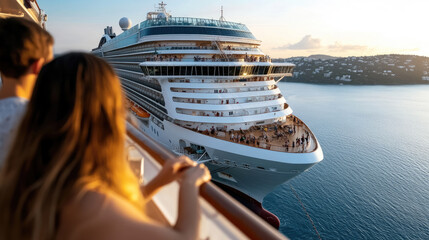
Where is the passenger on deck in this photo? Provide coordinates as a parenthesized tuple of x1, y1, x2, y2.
(0, 18, 54, 166)
(0, 53, 211, 240)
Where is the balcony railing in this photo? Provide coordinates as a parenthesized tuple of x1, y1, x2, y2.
(126, 122, 288, 240)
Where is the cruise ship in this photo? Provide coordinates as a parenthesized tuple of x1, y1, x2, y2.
(92, 2, 323, 206)
(0, 0, 47, 28)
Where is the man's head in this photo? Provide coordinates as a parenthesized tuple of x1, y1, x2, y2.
(0, 17, 54, 79)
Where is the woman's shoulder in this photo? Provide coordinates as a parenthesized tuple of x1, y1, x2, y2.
(57, 189, 179, 240)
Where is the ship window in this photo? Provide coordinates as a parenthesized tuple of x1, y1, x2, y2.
(258, 66, 265, 75)
(202, 66, 208, 75)
(161, 66, 167, 75)
(228, 67, 235, 76)
(264, 66, 270, 74)
(208, 66, 215, 75)
(235, 66, 241, 75)
(223, 67, 229, 76)
(168, 66, 174, 75)
(186, 66, 192, 75)
(196, 66, 202, 75)
(153, 66, 160, 76)
(252, 66, 258, 75)
(215, 66, 220, 76)
(229, 111, 233, 115)
(141, 66, 148, 75)
(179, 67, 186, 75)
(147, 67, 154, 75)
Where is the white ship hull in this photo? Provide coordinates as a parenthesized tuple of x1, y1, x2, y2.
(137, 118, 323, 202)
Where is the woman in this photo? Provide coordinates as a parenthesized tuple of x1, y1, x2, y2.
(0, 53, 210, 240)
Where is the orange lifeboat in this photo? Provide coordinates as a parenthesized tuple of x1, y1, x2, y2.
(126, 98, 150, 118)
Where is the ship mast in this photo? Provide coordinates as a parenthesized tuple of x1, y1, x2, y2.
(219, 6, 226, 22)
(147, 1, 171, 20)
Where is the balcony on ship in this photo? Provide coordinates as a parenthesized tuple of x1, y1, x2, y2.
(176, 114, 318, 154)
(170, 84, 277, 93)
(125, 121, 288, 239)
(172, 93, 283, 105)
(176, 103, 287, 118)
(139, 62, 294, 78)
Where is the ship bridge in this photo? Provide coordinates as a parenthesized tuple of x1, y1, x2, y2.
(139, 17, 256, 40)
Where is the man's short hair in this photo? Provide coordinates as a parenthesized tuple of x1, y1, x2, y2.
(0, 17, 54, 79)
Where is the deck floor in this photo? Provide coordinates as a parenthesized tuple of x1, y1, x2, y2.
(187, 115, 317, 153)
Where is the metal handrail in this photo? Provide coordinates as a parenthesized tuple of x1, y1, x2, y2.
(126, 123, 288, 240)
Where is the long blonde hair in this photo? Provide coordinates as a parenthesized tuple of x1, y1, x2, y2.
(0, 53, 143, 240)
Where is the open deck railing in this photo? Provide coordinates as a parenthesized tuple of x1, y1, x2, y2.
(126, 122, 288, 240)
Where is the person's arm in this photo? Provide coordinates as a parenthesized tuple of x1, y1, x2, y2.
(83, 163, 211, 240)
(140, 156, 195, 200)
(173, 164, 211, 239)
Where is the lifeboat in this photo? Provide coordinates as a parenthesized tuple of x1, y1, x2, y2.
(126, 98, 150, 118)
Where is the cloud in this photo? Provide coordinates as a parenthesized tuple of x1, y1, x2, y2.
(276, 35, 322, 50)
(328, 42, 367, 52)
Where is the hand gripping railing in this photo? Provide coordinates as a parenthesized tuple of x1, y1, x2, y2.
(126, 122, 288, 240)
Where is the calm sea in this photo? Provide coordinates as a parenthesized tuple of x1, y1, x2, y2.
(264, 82, 429, 240)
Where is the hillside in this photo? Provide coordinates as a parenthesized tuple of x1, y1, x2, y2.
(274, 54, 429, 85)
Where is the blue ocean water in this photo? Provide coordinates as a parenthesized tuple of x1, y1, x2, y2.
(264, 82, 429, 240)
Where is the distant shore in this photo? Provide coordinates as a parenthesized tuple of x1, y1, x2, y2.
(275, 54, 429, 85)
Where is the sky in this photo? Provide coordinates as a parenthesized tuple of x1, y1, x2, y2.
(38, 0, 429, 58)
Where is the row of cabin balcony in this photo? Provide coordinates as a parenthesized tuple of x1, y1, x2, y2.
(141, 55, 269, 63)
(176, 103, 288, 118)
(172, 94, 282, 105)
(141, 65, 293, 77)
(121, 78, 166, 106)
(168, 76, 271, 83)
(170, 85, 277, 94)
(110, 63, 142, 73)
(102, 42, 258, 57)
(125, 89, 168, 120)
(105, 54, 268, 64)
(104, 45, 260, 58)
(115, 70, 162, 91)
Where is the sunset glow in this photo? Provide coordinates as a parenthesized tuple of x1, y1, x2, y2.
(38, 0, 429, 58)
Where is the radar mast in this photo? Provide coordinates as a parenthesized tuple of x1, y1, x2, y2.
(219, 6, 226, 22)
(147, 1, 171, 20)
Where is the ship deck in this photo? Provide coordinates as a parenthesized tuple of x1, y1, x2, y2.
(185, 115, 318, 153)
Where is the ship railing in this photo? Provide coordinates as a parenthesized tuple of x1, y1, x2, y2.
(172, 94, 282, 105)
(141, 57, 271, 63)
(103, 46, 259, 57)
(179, 113, 318, 154)
(126, 122, 288, 240)
(167, 76, 272, 83)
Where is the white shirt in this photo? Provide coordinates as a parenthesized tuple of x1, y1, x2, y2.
(0, 97, 28, 166)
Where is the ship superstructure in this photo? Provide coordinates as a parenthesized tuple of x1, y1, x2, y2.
(92, 2, 323, 203)
(0, 0, 47, 28)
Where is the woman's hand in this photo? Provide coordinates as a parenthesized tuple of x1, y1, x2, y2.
(181, 163, 211, 188)
(156, 156, 196, 186)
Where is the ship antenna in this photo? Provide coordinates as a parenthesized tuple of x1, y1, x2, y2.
(219, 6, 226, 22)
(158, 1, 167, 12)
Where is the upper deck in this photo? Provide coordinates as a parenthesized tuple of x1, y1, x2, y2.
(141, 17, 251, 32)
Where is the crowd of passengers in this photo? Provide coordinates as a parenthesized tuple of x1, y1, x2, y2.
(0, 18, 210, 240)
(155, 43, 256, 52)
(143, 53, 271, 63)
(193, 116, 312, 152)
